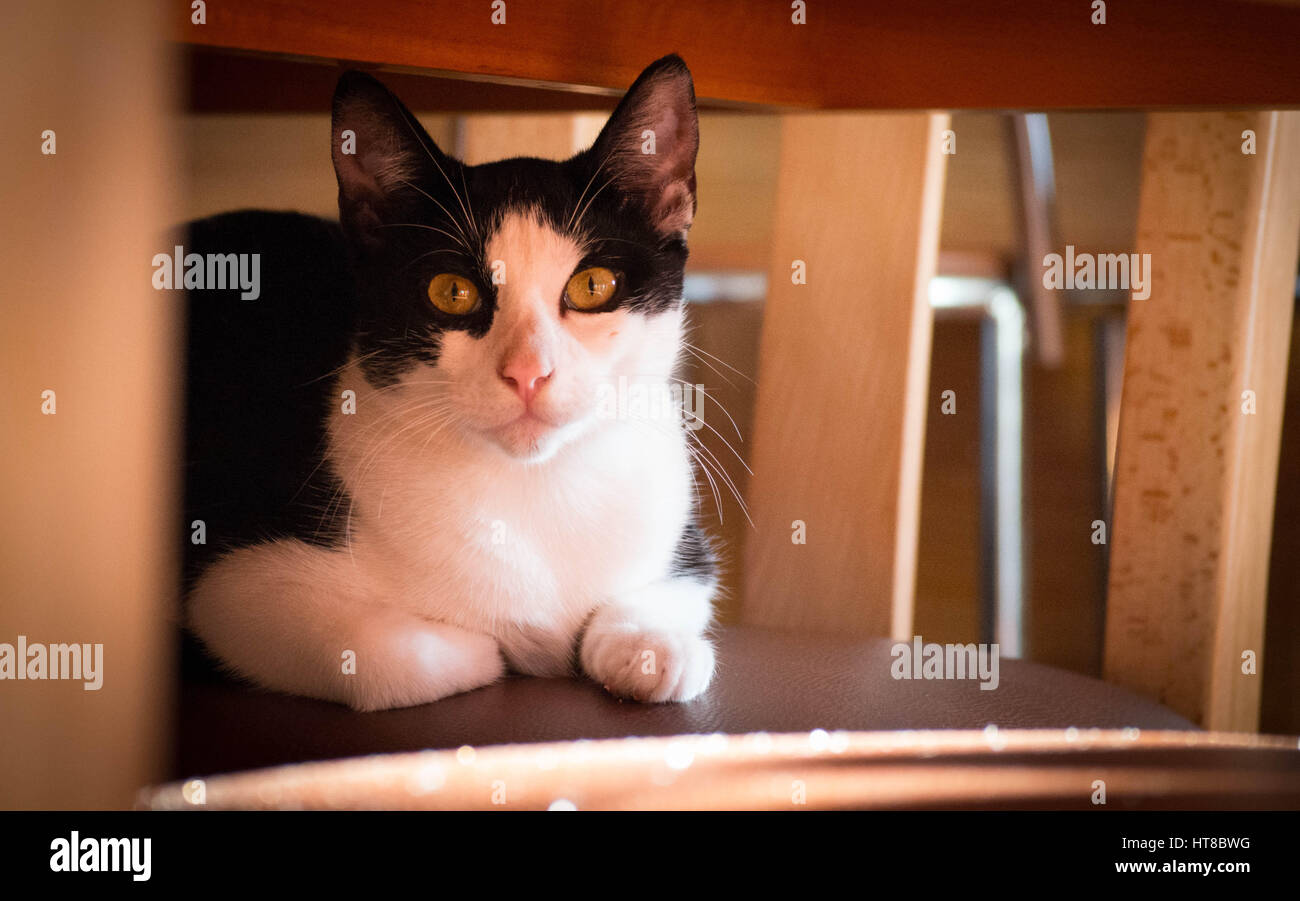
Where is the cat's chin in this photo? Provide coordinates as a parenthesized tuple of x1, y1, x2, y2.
(485, 412, 583, 463)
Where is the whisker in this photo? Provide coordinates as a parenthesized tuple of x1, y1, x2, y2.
(572, 173, 618, 238)
(395, 104, 479, 252)
(681, 344, 738, 391)
(401, 247, 465, 271)
(680, 406, 753, 477)
(683, 340, 756, 385)
(667, 375, 743, 443)
(625, 419, 725, 523)
(397, 178, 473, 249)
(567, 148, 616, 234)
(375, 222, 471, 253)
(685, 428, 753, 525)
(294, 346, 387, 388)
(459, 162, 480, 243)
(323, 401, 457, 531)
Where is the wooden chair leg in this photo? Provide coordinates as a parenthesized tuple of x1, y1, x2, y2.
(742, 113, 950, 638)
(1105, 111, 1300, 731)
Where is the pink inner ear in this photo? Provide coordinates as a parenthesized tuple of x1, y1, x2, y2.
(333, 88, 424, 204)
(611, 76, 698, 235)
(334, 146, 384, 200)
(654, 182, 695, 235)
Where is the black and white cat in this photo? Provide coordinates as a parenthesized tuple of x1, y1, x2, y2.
(183, 56, 718, 711)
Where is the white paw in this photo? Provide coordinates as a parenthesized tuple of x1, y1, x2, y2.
(581, 625, 715, 703)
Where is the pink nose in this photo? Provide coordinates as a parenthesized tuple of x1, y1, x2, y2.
(499, 355, 553, 405)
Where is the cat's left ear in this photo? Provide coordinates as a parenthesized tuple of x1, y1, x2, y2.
(330, 70, 454, 246)
(586, 55, 699, 238)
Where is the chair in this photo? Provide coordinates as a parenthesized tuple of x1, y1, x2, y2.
(8, 0, 1300, 811)
(168, 4, 1300, 808)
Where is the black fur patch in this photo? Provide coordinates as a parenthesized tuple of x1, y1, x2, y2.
(670, 520, 717, 582)
(182, 211, 355, 590)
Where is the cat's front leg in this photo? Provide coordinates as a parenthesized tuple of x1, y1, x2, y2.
(580, 574, 717, 703)
(188, 540, 506, 711)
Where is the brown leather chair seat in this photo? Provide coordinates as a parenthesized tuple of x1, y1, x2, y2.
(177, 624, 1196, 778)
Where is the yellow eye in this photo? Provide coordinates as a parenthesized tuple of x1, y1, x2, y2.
(427, 273, 480, 315)
(565, 267, 619, 311)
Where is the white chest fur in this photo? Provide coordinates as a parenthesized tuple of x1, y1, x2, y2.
(328, 367, 694, 674)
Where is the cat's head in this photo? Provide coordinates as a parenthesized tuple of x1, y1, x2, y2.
(330, 56, 698, 463)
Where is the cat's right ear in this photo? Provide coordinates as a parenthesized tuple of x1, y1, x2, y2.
(331, 71, 447, 246)
(585, 55, 699, 239)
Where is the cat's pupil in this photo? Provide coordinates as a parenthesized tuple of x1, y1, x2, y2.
(587, 275, 595, 295)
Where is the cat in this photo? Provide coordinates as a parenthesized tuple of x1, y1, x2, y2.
(183, 55, 719, 711)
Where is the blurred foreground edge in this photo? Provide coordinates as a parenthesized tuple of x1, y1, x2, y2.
(144, 729, 1300, 811)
